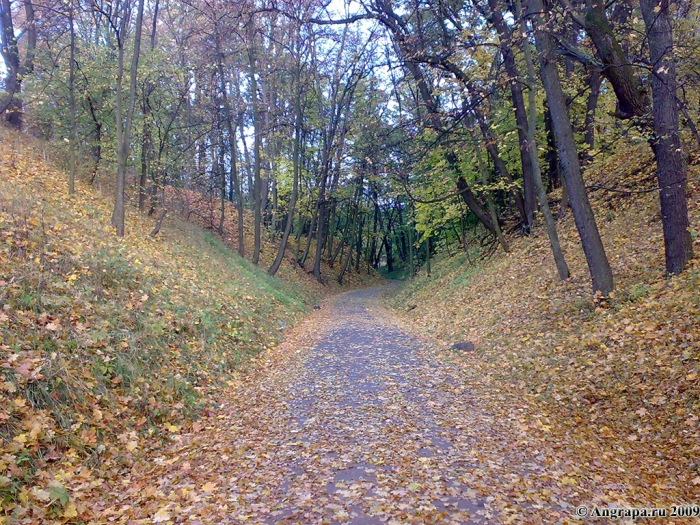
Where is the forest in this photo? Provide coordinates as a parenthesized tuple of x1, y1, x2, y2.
(1, 0, 694, 290)
(1, 0, 699, 522)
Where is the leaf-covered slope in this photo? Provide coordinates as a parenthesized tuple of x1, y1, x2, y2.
(391, 140, 700, 506)
(0, 130, 318, 521)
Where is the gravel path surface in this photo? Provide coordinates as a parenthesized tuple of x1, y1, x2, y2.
(264, 287, 496, 523)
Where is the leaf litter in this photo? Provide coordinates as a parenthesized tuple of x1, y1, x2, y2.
(391, 139, 700, 522)
(100, 288, 587, 524)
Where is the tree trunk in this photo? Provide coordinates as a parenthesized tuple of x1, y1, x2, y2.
(530, 0, 613, 295)
(337, 213, 358, 285)
(475, 113, 528, 224)
(485, 0, 536, 229)
(425, 237, 431, 276)
(139, 0, 158, 213)
(269, 52, 303, 276)
(217, 126, 226, 236)
(473, 139, 509, 252)
(518, 0, 570, 279)
(68, 0, 77, 196)
(640, 0, 694, 273)
(583, 68, 601, 163)
(408, 204, 415, 277)
(544, 103, 559, 190)
(355, 213, 364, 272)
(247, 30, 263, 264)
(456, 175, 497, 235)
(0, 0, 35, 130)
(215, 36, 245, 257)
(112, 0, 145, 237)
(384, 235, 394, 273)
(576, 0, 648, 119)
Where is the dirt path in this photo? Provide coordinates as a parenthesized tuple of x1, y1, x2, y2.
(115, 287, 574, 524)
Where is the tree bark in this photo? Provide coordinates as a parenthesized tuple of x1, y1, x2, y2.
(530, 0, 613, 295)
(640, 0, 694, 273)
(517, 0, 570, 279)
(215, 35, 245, 257)
(455, 176, 497, 235)
(0, 0, 35, 130)
(68, 0, 77, 196)
(472, 138, 509, 252)
(485, 0, 536, 229)
(583, 68, 601, 163)
(247, 26, 263, 264)
(270, 42, 303, 276)
(475, 112, 528, 224)
(561, 0, 648, 119)
(139, 0, 159, 213)
(112, 0, 145, 237)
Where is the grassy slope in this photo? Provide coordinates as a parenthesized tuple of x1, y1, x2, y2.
(391, 140, 700, 507)
(176, 186, 382, 294)
(0, 129, 375, 521)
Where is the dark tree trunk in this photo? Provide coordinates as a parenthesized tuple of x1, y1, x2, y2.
(384, 235, 394, 273)
(530, 0, 614, 295)
(270, 55, 303, 276)
(248, 38, 263, 265)
(456, 176, 496, 235)
(544, 103, 559, 191)
(485, 0, 536, 228)
(475, 114, 528, 224)
(640, 0, 694, 273)
(0, 0, 35, 130)
(578, 0, 648, 119)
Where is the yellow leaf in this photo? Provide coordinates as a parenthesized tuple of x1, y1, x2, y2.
(126, 441, 138, 451)
(152, 508, 171, 523)
(164, 422, 179, 433)
(202, 482, 217, 492)
(29, 423, 43, 441)
(63, 502, 78, 518)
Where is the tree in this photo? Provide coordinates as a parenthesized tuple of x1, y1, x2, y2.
(516, 0, 569, 280)
(100, 0, 146, 237)
(640, 0, 694, 273)
(0, 0, 36, 129)
(528, 0, 613, 295)
(270, 17, 308, 276)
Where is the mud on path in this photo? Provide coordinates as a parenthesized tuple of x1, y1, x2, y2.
(113, 287, 574, 524)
